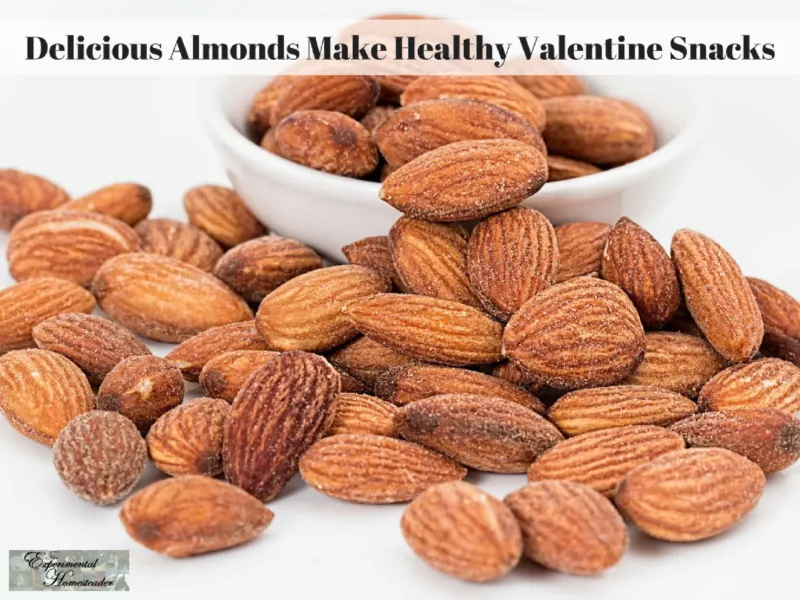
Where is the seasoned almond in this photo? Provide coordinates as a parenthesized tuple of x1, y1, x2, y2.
(748, 277, 800, 366)
(503, 277, 645, 389)
(120, 476, 274, 557)
(360, 104, 396, 132)
(0, 168, 69, 229)
(328, 392, 399, 437)
(546, 155, 602, 182)
(548, 385, 698, 436)
(528, 425, 685, 496)
(270, 75, 379, 127)
(513, 74, 586, 99)
(62, 183, 152, 225)
(299, 433, 467, 503)
(8, 210, 140, 286)
(199, 350, 280, 403)
(698, 358, 800, 414)
(334, 365, 370, 394)
(376, 74, 416, 103)
(490, 361, 545, 394)
(248, 75, 296, 135)
(260, 128, 280, 155)
(402, 481, 522, 582)
(184, 185, 267, 248)
(554, 221, 612, 283)
(134, 218, 223, 272)
(615, 448, 765, 541)
(92, 253, 253, 343)
(665, 307, 704, 337)
(342, 235, 406, 291)
(328, 336, 417, 389)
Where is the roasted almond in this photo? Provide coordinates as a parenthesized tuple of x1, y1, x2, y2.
(248, 75, 296, 135)
(360, 105, 396, 133)
(184, 185, 267, 248)
(376, 74, 417, 103)
(92, 253, 253, 343)
(503, 277, 645, 389)
(672, 229, 763, 363)
(554, 221, 612, 283)
(62, 183, 152, 226)
(513, 74, 586, 99)
(270, 75, 379, 127)
(334, 365, 370, 394)
(342, 235, 406, 291)
(199, 350, 280, 403)
(490, 361, 545, 394)
(327, 392, 399, 437)
(134, 218, 224, 272)
(748, 277, 800, 366)
(328, 336, 417, 389)
(546, 155, 602, 182)
(8, 210, 140, 286)
(697, 358, 800, 414)
(615, 448, 765, 542)
(0, 168, 69, 229)
(299, 433, 467, 504)
(260, 128, 280, 155)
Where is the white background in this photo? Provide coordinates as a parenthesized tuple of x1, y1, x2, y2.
(1, 1, 800, 599)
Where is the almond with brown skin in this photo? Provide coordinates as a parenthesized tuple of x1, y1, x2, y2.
(184, 185, 267, 248)
(698, 358, 800, 414)
(376, 75, 416, 103)
(360, 104, 396, 133)
(32, 313, 151, 386)
(120, 476, 274, 557)
(223, 351, 340, 501)
(199, 350, 280, 403)
(134, 218, 223, 272)
(270, 75, 379, 127)
(62, 183, 152, 225)
(672, 229, 763, 363)
(0, 169, 69, 229)
(260, 128, 280, 155)
(528, 425, 685, 496)
(554, 221, 611, 283)
(343, 293, 503, 366)
(248, 75, 296, 135)
(146, 398, 231, 477)
(342, 235, 406, 291)
(8, 210, 140, 286)
(546, 155, 602, 182)
(513, 74, 586, 99)
(328, 392, 399, 437)
(92, 253, 253, 343)
(0, 349, 93, 445)
(0, 277, 95, 353)
(328, 336, 417, 389)
(505, 481, 628, 575)
(665, 308, 705, 337)
(402, 481, 522, 582)
(380, 139, 548, 222)
(299, 433, 467, 503)
(395, 394, 563, 473)
(334, 366, 370, 394)
(490, 361, 545, 394)
(748, 277, 800, 366)
(615, 448, 765, 541)
(503, 277, 646, 389)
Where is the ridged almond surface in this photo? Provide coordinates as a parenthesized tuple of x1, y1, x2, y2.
(542, 96, 654, 166)
(328, 336, 417, 389)
(334, 366, 370, 394)
(513, 74, 586, 98)
(62, 183, 152, 225)
(32, 313, 152, 385)
(92, 253, 253, 343)
(256, 265, 390, 352)
(342, 235, 406, 291)
(504, 481, 627, 575)
(503, 277, 645, 389)
(0, 168, 69, 229)
(396, 394, 563, 473)
(0, 349, 93, 445)
(748, 277, 800, 366)
(490, 361, 545, 393)
(698, 358, 800, 414)
(360, 105, 395, 133)
(528, 425, 685, 496)
(554, 221, 611, 283)
(199, 350, 280, 403)
(270, 75, 379, 127)
(120, 476, 274, 557)
(672, 229, 763, 363)
(601, 217, 680, 328)
(379, 139, 548, 222)
(146, 398, 231, 477)
(546, 155, 601, 182)
(184, 185, 267, 248)
(402, 481, 522, 582)
(223, 352, 340, 501)
(247, 75, 296, 135)
(0, 277, 95, 353)
(468, 207, 558, 320)
(299, 433, 467, 503)
(376, 73, 418, 102)
(327, 392, 399, 437)
(134, 218, 223, 272)
(8, 210, 140, 286)
(165, 320, 269, 382)
(213, 235, 323, 303)
(389, 216, 480, 307)
(343, 293, 503, 366)
(625, 331, 726, 398)
(615, 448, 765, 541)
(548, 385, 698, 436)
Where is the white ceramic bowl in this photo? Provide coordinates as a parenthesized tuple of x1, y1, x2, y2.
(201, 76, 705, 262)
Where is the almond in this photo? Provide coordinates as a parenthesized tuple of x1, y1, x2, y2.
(223, 352, 340, 501)
(342, 235, 406, 291)
(120, 476, 274, 557)
(625, 331, 726, 398)
(328, 336, 417, 389)
(379, 139, 547, 222)
(548, 385, 698, 436)
(0, 349, 93, 446)
(248, 75, 296, 135)
(554, 221, 612, 283)
(32, 313, 152, 386)
(165, 321, 269, 382)
(62, 183, 152, 225)
(615, 448, 765, 541)
(256, 265, 390, 352)
(748, 277, 800, 366)
(671, 229, 763, 363)
(542, 95, 654, 166)
(490, 361, 545, 394)
(146, 398, 231, 477)
(8, 210, 140, 286)
(270, 75, 379, 127)
(664, 307, 704, 337)
(528, 425, 685, 496)
(503, 277, 645, 389)
(468, 207, 558, 320)
(697, 358, 800, 414)
(513, 74, 586, 99)
(134, 218, 224, 272)
(213, 236, 323, 303)
(0, 277, 95, 353)
(260, 128, 280, 155)
(343, 293, 503, 366)
(376, 75, 417, 103)
(601, 217, 681, 328)
(92, 253, 253, 343)
(375, 99, 546, 168)
(328, 392, 399, 437)
(199, 350, 280, 403)
(401, 481, 522, 582)
(334, 365, 370, 394)
(184, 185, 267, 248)
(504, 481, 627, 575)
(546, 155, 602, 182)
(361, 105, 396, 132)
(395, 394, 563, 473)
(299, 433, 467, 504)
(0, 168, 69, 229)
